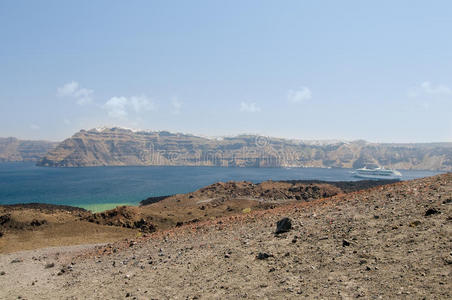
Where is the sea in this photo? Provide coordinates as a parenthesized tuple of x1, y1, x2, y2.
(0, 162, 443, 212)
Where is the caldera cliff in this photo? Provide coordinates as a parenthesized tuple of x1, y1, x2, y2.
(37, 127, 452, 170)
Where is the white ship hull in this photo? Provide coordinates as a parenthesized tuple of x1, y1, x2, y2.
(353, 168, 402, 180)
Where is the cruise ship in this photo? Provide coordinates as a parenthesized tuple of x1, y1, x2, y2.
(353, 166, 402, 180)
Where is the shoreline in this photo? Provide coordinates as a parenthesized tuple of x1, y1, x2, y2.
(1, 178, 402, 213)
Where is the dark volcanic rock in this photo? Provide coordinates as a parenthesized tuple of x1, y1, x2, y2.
(0, 214, 11, 225)
(140, 195, 173, 206)
(30, 219, 47, 227)
(425, 208, 440, 216)
(256, 253, 273, 260)
(133, 218, 156, 233)
(1, 203, 87, 213)
(275, 217, 292, 234)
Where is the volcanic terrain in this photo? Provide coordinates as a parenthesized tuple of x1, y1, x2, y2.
(0, 174, 450, 299)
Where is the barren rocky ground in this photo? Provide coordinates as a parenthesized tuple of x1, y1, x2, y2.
(1, 180, 392, 253)
(0, 174, 451, 299)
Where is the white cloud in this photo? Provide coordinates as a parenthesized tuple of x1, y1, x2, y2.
(288, 86, 312, 103)
(103, 95, 155, 119)
(408, 81, 452, 97)
(171, 98, 182, 114)
(240, 101, 261, 113)
(73, 88, 93, 105)
(130, 96, 155, 113)
(57, 81, 93, 105)
(30, 124, 40, 130)
(57, 81, 79, 96)
(103, 97, 129, 119)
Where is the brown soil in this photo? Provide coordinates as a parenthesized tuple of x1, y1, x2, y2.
(0, 179, 424, 254)
(0, 180, 377, 253)
(0, 174, 450, 299)
(84, 180, 396, 232)
(0, 204, 135, 253)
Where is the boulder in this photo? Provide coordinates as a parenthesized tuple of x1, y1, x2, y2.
(275, 217, 292, 234)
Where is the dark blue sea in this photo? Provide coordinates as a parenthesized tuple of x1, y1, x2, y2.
(0, 162, 442, 212)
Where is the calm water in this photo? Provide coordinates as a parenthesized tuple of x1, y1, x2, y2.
(0, 162, 442, 212)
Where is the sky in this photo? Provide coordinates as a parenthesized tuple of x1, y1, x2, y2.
(0, 1, 451, 143)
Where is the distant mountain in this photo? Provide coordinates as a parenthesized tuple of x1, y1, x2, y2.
(37, 127, 452, 171)
(0, 137, 58, 162)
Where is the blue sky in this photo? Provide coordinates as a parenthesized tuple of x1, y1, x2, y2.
(0, 1, 451, 142)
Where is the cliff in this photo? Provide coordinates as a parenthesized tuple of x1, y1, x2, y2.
(0, 137, 58, 162)
(38, 127, 452, 170)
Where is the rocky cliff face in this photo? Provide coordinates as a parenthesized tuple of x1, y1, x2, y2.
(0, 137, 58, 162)
(37, 127, 452, 170)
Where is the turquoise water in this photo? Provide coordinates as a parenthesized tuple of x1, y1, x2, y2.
(0, 162, 442, 212)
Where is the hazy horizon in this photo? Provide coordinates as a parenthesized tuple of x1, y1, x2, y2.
(3, 125, 452, 145)
(1, 1, 451, 143)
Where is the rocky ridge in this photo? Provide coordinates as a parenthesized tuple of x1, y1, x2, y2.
(0, 137, 58, 162)
(0, 179, 394, 253)
(38, 127, 452, 170)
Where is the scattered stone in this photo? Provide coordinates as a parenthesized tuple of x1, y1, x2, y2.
(0, 214, 11, 225)
(0, 271, 5, 275)
(256, 252, 273, 260)
(11, 258, 22, 263)
(425, 208, 440, 216)
(409, 220, 421, 227)
(342, 240, 351, 247)
(30, 219, 47, 226)
(45, 262, 55, 269)
(275, 217, 292, 234)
